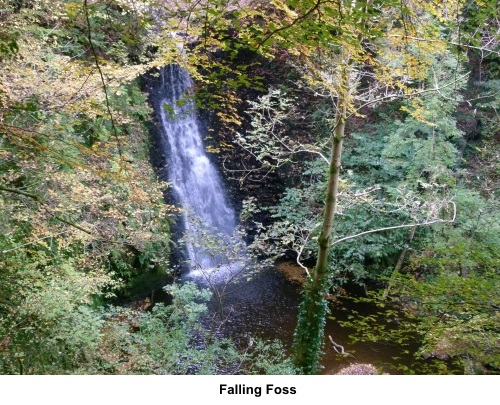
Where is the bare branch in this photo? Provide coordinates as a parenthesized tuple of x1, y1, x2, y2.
(294, 231, 312, 278)
(331, 201, 457, 246)
(329, 335, 355, 358)
(351, 71, 471, 117)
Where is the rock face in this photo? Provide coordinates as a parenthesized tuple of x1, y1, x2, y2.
(335, 363, 379, 375)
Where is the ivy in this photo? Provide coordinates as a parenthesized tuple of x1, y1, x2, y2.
(292, 272, 331, 374)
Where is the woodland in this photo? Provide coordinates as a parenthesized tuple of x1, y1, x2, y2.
(0, 0, 498, 375)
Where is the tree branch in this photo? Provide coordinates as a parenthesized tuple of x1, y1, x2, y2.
(388, 34, 500, 57)
(83, 0, 123, 159)
(1, 231, 71, 254)
(0, 185, 42, 202)
(294, 231, 312, 278)
(0, 184, 93, 235)
(329, 335, 355, 358)
(331, 201, 456, 246)
(255, 0, 324, 50)
(351, 71, 471, 117)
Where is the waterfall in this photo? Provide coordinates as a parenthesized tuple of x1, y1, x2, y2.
(154, 65, 240, 278)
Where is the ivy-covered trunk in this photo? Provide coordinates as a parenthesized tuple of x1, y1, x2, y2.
(293, 68, 348, 374)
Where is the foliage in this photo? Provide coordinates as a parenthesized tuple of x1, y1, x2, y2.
(230, 0, 498, 375)
(1, 0, 498, 376)
(242, 339, 298, 375)
(125, 283, 237, 375)
(0, 0, 301, 375)
(292, 275, 331, 374)
(398, 271, 500, 374)
(0, 0, 173, 374)
(330, 175, 499, 374)
(409, 188, 499, 275)
(244, 86, 464, 285)
(338, 269, 499, 374)
(83, 282, 294, 375)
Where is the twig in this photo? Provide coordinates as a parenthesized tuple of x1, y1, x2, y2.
(329, 335, 355, 358)
(351, 71, 471, 117)
(83, 0, 123, 159)
(254, 0, 323, 50)
(295, 232, 312, 278)
(388, 34, 500, 57)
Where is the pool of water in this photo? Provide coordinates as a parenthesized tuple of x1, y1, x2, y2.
(154, 263, 457, 374)
(206, 265, 423, 374)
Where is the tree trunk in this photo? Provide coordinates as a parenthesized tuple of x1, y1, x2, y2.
(293, 68, 348, 374)
(382, 226, 416, 300)
(314, 93, 346, 287)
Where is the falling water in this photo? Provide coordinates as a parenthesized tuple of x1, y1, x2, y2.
(155, 65, 239, 277)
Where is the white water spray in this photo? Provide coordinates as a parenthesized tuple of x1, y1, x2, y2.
(157, 65, 241, 279)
